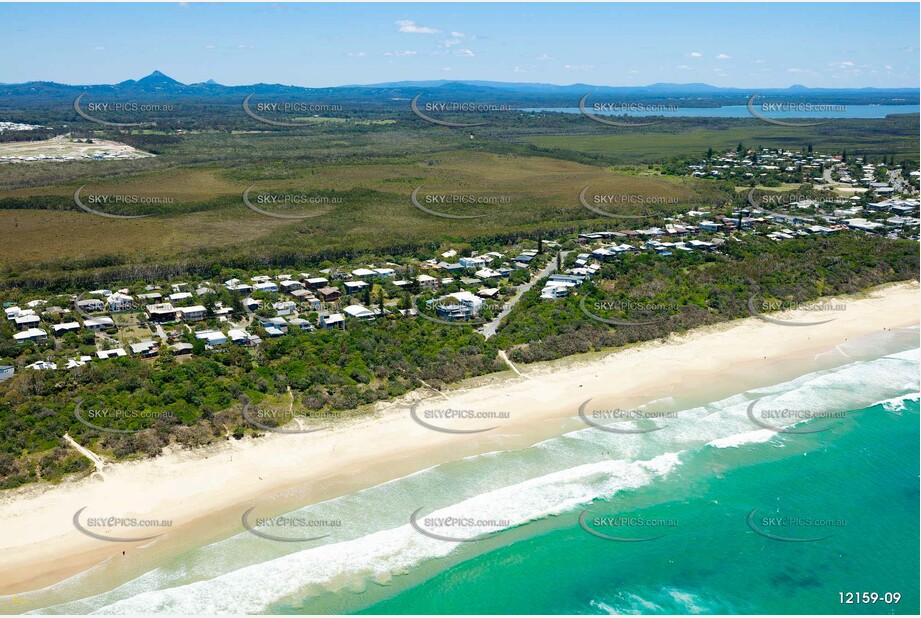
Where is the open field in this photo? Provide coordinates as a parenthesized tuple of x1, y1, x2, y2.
(0, 135, 153, 161)
(524, 120, 920, 162)
(0, 152, 712, 275)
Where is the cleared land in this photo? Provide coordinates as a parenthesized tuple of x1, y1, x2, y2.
(0, 152, 706, 269)
(0, 135, 153, 161)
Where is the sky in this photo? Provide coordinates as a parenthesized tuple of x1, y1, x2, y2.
(0, 2, 918, 88)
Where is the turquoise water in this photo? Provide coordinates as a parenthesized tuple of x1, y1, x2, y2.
(23, 329, 920, 615)
(520, 105, 920, 119)
(356, 395, 919, 615)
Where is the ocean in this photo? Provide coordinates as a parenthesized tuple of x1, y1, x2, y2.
(22, 327, 920, 615)
(519, 105, 920, 119)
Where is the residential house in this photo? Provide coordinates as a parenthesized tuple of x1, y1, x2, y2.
(146, 303, 177, 323)
(178, 305, 207, 322)
(273, 301, 297, 316)
(76, 298, 105, 312)
(194, 330, 227, 346)
(280, 280, 304, 293)
(343, 305, 375, 320)
(417, 274, 438, 289)
(434, 291, 484, 321)
(304, 277, 329, 289)
(0, 365, 14, 381)
(13, 328, 47, 342)
(351, 268, 377, 279)
(317, 287, 341, 302)
(129, 341, 159, 357)
(225, 329, 249, 345)
(52, 321, 81, 335)
(97, 348, 127, 360)
(26, 361, 57, 370)
(320, 313, 345, 329)
(343, 281, 369, 294)
(107, 292, 135, 312)
(253, 282, 279, 294)
(14, 314, 41, 330)
(84, 317, 115, 331)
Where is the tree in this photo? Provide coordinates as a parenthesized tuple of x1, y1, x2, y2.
(706, 147, 714, 160)
(362, 285, 372, 306)
(537, 238, 544, 254)
(377, 288, 385, 314)
(842, 150, 848, 163)
(807, 144, 813, 154)
(557, 252, 562, 270)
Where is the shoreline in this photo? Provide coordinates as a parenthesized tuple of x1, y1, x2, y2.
(0, 281, 918, 600)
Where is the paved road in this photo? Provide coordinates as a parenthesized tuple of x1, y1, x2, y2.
(479, 251, 568, 339)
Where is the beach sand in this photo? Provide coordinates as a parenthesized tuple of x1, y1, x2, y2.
(0, 281, 917, 599)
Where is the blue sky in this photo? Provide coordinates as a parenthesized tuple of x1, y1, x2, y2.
(1, 2, 917, 88)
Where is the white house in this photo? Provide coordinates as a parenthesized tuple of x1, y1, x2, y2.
(351, 268, 377, 279)
(343, 305, 375, 320)
(459, 256, 486, 269)
(417, 274, 438, 289)
(129, 341, 159, 357)
(253, 282, 279, 293)
(52, 321, 81, 334)
(434, 291, 484, 321)
(26, 360, 57, 370)
(228, 329, 253, 345)
(272, 301, 297, 316)
(84, 317, 115, 331)
(194, 330, 227, 346)
(97, 348, 127, 360)
(13, 328, 47, 342)
(14, 314, 41, 329)
(179, 305, 207, 322)
(107, 292, 135, 312)
(320, 313, 345, 329)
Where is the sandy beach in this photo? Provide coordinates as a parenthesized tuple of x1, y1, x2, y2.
(0, 281, 917, 599)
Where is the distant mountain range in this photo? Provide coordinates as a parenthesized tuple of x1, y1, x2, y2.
(1, 71, 917, 108)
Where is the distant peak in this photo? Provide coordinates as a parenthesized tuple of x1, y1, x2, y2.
(136, 70, 183, 86)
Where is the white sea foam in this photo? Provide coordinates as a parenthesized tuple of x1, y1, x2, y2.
(86, 454, 681, 614)
(31, 346, 919, 614)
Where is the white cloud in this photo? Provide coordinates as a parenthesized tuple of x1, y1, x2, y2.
(236, 44, 254, 50)
(564, 64, 594, 71)
(830, 60, 855, 69)
(514, 65, 529, 73)
(687, 51, 703, 58)
(716, 53, 731, 60)
(442, 67, 452, 72)
(384, 50, 418, 57)
(752, 59, 765, 64)
(345, 52, 366, 57)
(439, 31, 474, 48)
(93, 45, 105, 51)
(787, 68, 807, 73)
(395, 20, 440, 34)
(885, 64, 894, 71)
(453, 48, 475, 58)
(627, 69, 639, 75)
(676, 64, 692, 70)
(536, 53, 555, 61)
(203, 44, 216, 50)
